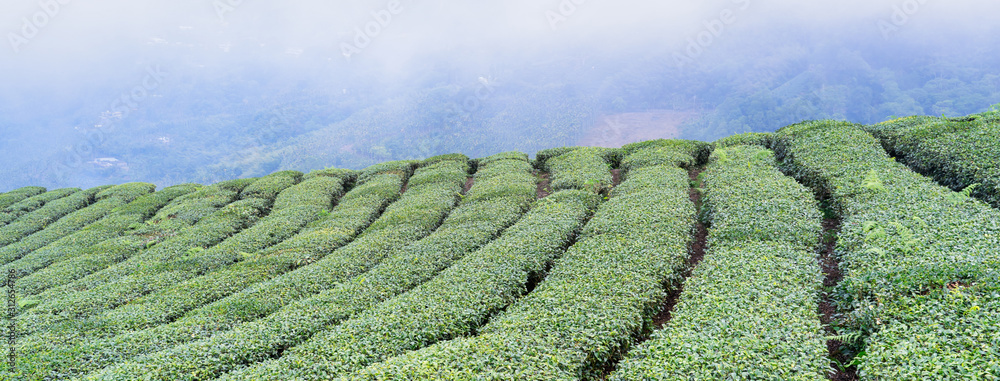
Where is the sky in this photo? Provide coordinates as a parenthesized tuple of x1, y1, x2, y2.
(1, 0, 998, 190)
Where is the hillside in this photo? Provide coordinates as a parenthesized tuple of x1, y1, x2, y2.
(1, 110, 998, 380)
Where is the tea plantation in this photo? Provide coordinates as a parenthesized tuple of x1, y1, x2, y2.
(0, 111, 997, 380)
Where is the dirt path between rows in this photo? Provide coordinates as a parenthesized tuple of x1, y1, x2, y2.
(462, 177, 475, 195)
(819, 217, 859, 381)
(536, 172, 552, 199)
(610, 169, 622, 188)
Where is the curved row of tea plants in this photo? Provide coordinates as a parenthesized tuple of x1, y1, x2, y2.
(542, 147, 618, 193)
(0, 184, 154, 266)
(220, 152, 541, 380)
(618, 138, 709, 171)
(91, 152, 536, 381)
(863, 112, 1000, 209)
(235, 190, 599, 379)
(609, 145, 828, 380)
(75, 156, 469, 381)
(12, 173, 299, 336)
(0, 186, 46, 211)
(774, 120, 1000, 380)
(0, 186, 105, 249)
(349, 142, 702, 380)
(2, 184, 193, 280)
(15, 172, 350, 351)
(0, 188, 77, 227)
(12, 179, 248, 298)
(10, 164, 408, 380)
(20, 178, 255, 300)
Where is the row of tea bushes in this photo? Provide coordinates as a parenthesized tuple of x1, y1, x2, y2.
(11, 174, 296, 337)
(348, 143, 700, 380)
(0, 186, 105, 249)
(76, 156, 471, 381)
(246, 190, 600, 378)
(618, 139, 708, 172)
(11, 165, 405, 380)
(0, 184, 155, 266)
(0, 186, 46, 210)
(220, 153, 539, 380)
(609, 145, 828, 380)
(9, 172, 356, 378)
(1, 184, 194, 279)
(863, 113, 1000, 209)
(89, 153, 533, 380)
(774, 121, 1000, 380)
(542, 147, 618, 193)
(0, 188, 78, 227)
(22, 174, 344, 335)
(13, 180, 246, 298)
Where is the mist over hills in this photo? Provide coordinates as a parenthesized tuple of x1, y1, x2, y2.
(1, 0, 998, 191)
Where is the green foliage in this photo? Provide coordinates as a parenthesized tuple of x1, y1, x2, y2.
(74, 155, 470, 380)
(713, 132, 774, 149)
(13, 183, 240, 297)
(0, 186, 107, 250)
(4, 120, 1000, 380)
(218, 154, 538, 380)
(351, 142, 697, 380)
(862, 169, 887, 193)
(475, 150, 529, 167)
(532, 146, 581, 169)
(0, 184, 154, 269)
(13, 196, 271, 336)
(544, 147, 617, 194)
(9, 164, 410, 380)
(0, 188, 79, 226)
(14, 172, 305, 338)
(0, 184, 195, 281)
(775, 120, 1000, 380)
(238, 170, 303, 201)
(303, 167, 357, 182)
(9, 174, 358, 379)
(356, 160, 418, 184)
(234, 190, 599, 377)
(213, 177, 258, 193)
(620, 140, 710, 173)
(863, 113, 1000, 208)
(0, 186, 46, 210)
(610, 145, 826, 380)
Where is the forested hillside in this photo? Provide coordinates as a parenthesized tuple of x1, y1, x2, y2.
(2, 26, 998, 191)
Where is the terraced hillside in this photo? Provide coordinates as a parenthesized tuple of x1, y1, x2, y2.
(1, 111, 998, 381)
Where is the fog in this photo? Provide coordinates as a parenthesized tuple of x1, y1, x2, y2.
(2, 0, 999, 190)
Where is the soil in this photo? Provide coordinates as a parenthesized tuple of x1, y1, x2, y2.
(462, 177, 475, 195)
(611, 169, 622, 188)
(536, 172, 552, 199)
(818, 217, 859, 381)
(578, 110, 700, 148)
